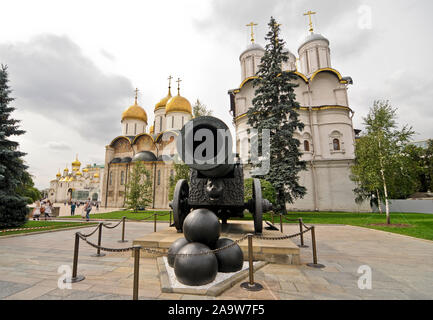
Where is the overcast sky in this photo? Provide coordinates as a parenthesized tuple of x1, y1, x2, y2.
(1, 0, 432, 189)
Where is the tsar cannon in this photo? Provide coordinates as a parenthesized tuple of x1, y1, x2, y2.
(169, 116, 272, 234)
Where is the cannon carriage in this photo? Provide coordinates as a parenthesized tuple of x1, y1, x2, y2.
(169, 116, 272, 234)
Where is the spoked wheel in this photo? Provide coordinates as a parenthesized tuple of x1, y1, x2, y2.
(170, 179, 190, 232)
(252, 178, 263, 235)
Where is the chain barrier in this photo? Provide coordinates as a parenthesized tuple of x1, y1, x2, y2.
(1, 224, 80, 233)
(102, 219, 123, 229)
(79, 224, 102, 238)
(253, 227, 312, 241)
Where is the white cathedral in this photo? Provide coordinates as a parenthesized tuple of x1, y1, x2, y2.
(228, 18, 370, 212)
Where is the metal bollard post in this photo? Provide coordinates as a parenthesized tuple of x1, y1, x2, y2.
(118, 217, 128, 243)
(91, 223, 106, 257)
(154, 213, 157, 233)
(64, 233, 85, 283)
(132, 245, 141, 300)
(279, 214, 283, 233)
(307, 226, 325, 268)
(299, 218, 308, 248)
(240, 234, 263, 291)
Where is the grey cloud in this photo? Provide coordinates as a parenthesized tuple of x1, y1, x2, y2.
(0, 34, 134, 144)
(194, 0, 364, 51)
(45, 141, 71, 151)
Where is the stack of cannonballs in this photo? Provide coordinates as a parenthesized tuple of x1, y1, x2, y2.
(167, 208, 244, 286)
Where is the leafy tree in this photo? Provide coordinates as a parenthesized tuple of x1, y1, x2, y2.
(168, 157, 190, 201)
(193, 99, 213, 117)
(422, 140, 433, 192)
(247, 17, 307, 215)
(16, 170, 41, 204)
(244, 178, 276, 205)
(125, 161, 152, 212)
(351, 100, 415, 224)
(0, 65, 30, 228)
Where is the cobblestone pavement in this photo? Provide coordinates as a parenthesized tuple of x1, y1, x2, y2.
(0, 222, 432, 300)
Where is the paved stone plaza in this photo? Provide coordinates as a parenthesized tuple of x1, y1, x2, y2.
(0, 221, 432, 300)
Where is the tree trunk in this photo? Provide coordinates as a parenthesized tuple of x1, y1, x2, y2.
(376, 189, 383, 214)
(378, 139, 390, 224)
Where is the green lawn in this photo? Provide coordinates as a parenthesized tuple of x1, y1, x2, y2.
(0, 221, 98, 236)
(260, 211, 433, 241)
(59, 209, 433, 241)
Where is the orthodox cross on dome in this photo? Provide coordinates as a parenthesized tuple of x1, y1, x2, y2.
(167, 75, 173, 95)
(168, 75, 173, 89)
(134, 88, 139, 104)
(303, 10, 316, 33)
(246, 22, 258, 44)
(176, 77, 182, 95)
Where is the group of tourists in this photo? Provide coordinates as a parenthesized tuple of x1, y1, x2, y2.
(70, 199, 99, 221)
(32, 200, 53, 220)
(32, 199, 99, 221)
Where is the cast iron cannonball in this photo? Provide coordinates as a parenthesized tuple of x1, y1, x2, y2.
(213, 238, 244, 273)
(167, 238, 189, 267)
(174, 242, 218, 286)
(183, 208, 221, 247)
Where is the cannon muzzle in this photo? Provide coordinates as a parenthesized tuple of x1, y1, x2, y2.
(176, 116, 235, 178)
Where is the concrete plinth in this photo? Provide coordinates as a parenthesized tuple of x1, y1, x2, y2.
(133, 220, 300, 265)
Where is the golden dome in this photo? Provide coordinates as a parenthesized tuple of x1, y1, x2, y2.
(165, 95, 192, 115)
(155, 90, 172, 111)
(122, 101, 148, 123)
(56, 170, 61, 178)
(93, 173, 100, 178)
(83, 168, 89, 172)
(72, 155, 81, 167)
(76, 171, 83, 176)
(149, 125, 154, 134)
(72, 167, 78, 172)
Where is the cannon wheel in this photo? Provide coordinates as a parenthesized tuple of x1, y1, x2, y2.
(172, 179, 189, 232)
(252, 178, 263, 234)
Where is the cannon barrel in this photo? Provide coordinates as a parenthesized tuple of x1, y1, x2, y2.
(176, 116, 235, 178)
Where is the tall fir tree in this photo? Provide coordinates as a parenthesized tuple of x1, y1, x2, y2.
(247, 17, 307, 215)
(0, 64, 29, 228)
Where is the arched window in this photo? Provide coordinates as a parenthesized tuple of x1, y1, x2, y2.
(134, 123, 137, 135)
(333, 138, 340, 151)
(304, 140, 310, 152)
(171, 116, 174, 128)
(109, 172, 113, 185)
(157, 170, 161, 185)
(120, 171, 125, 185)
(126, 123, 128, 134)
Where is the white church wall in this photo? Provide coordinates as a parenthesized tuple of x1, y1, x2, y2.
(309, 73, 342, 106)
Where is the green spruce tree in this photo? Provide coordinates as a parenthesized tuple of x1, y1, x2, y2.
(247, 17, 307, 215)
(0, 65, 29, 228)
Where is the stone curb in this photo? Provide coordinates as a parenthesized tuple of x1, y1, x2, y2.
(0, 223, 98, 239)
(157, 256, 268, 297)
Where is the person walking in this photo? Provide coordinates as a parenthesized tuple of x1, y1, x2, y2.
(71, 202, 76, 216)
(32, 200, 41, 220)
(44, 200, 52, 220)
(84, 198, 92, 222)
